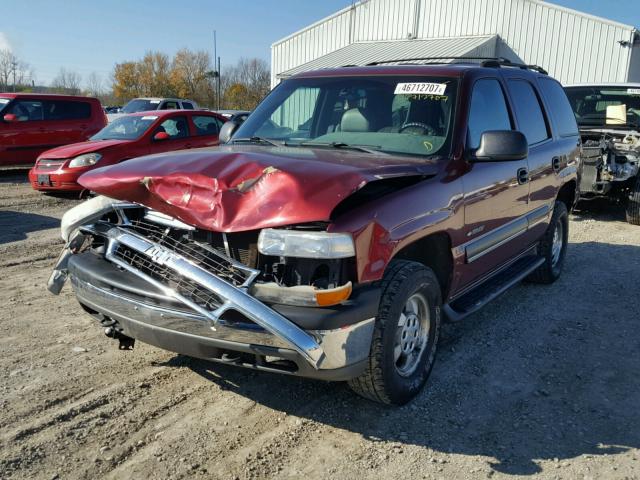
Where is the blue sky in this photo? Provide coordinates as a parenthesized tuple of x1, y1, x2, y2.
(1, 0, 639, 86)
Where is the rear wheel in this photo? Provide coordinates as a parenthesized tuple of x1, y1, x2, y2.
(625, 176, 640, 225)
(348, 260, 441, 405)
(527, 200, 568, 284)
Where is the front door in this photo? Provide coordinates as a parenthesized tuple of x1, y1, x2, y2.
(149, 116, 193, 153)
(459, 78, 531, 288)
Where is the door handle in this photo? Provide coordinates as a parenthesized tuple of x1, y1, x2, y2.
(517, 167, 529, 185)
(552, 156, 561, 173)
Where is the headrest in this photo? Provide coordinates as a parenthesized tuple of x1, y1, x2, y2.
(340, 108, 370, 132)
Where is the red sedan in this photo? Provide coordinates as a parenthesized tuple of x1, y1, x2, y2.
(29, 110, 226, 192)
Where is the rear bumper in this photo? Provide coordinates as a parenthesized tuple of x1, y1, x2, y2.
(67, 250, 379, 380)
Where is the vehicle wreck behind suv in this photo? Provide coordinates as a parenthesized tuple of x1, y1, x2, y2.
(50, 60, 579, 405)
(565, 84, 640, 224)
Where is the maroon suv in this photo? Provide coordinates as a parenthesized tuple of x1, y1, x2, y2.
(49, 61, 579, 405)
(0, 93, 106, 167)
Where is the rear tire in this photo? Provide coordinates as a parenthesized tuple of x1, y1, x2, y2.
(527, 200, 568, 284)
(348, 260, 441, 405)
(625, 176, 640, 226)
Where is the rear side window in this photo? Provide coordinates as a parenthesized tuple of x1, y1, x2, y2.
(45, 101, 91, 120)
(182, 102, 194, 110)
(508, 80, 550, 145)
(467, 79, 512, 149)
(192, 115, 223, 135)
(538, 78, 579, 137)
(161, 101, 179, 110)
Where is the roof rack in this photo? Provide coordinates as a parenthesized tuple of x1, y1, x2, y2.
(364, 56, 548, 74)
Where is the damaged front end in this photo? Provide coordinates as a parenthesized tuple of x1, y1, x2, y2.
(50, 196, 379, 379)
(579, 130, 640, 199)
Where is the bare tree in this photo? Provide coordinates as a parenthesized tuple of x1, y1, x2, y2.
(0, 49, 31, 91)
(222, 58, 270, 110)
(85, 71, 104, 97)
(50, 67, 82, 95)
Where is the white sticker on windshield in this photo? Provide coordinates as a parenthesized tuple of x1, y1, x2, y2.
(628, 88, 640, 95)
(395, 83, 447, 95)
(141, 116, 158, 120)
(150, 100, 161, 104)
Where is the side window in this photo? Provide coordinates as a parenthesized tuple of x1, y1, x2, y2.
(467, 79, 512, 149)
(192, 115, 223, 136)
(182, 102, 194, 110)
(155, 116, 189, 139)
(508, 80, 551, 145)
(160, 101, 179, 110)
(538, 78, 579, 137)
(45, 101, 91, 121)
(8, 100, 44, 121)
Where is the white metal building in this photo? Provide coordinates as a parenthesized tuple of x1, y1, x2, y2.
(271, 0, 640, 87)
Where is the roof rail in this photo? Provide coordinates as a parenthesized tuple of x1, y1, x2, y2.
(364, 56, 548, 74)
(480, 58, 548, 75)
(365, 56, 503, 66)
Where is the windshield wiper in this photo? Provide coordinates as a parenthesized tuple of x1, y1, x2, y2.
(231, 136, 282, 147)
(297, 141, 384, 154)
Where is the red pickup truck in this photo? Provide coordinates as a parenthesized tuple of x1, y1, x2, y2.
(50, 60, 579, 405)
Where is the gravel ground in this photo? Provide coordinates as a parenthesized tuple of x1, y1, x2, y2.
(1, 171, 639, 480)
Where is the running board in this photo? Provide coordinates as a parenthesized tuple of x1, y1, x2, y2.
(444, 255, 545, 322)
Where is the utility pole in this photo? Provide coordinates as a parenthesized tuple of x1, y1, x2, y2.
(214, 30, 221, 110)
(11, 60, 17, 92)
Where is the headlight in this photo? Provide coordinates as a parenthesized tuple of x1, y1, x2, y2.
(68, 153, 102, 168)
(257, 229, 355, 259)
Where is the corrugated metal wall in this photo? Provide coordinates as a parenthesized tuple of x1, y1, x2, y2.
(272, 0, 638, 86)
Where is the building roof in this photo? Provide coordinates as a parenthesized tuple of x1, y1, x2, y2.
(278, 35, 497, 79)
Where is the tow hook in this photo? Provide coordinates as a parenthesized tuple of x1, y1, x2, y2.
(103, 320, 135, 350)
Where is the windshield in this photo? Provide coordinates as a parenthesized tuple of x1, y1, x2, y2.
(234, 76, 458, 157)
(121, 99, 161, 114)
(91, 115, 158, 140)
(565, 86, 640, 128)
(0, 98, 10, 113)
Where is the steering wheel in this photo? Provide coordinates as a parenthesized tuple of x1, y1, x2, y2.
(399, 122, 437, 136)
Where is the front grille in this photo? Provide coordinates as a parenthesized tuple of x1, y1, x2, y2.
(114, 243, 222, 311)
(37, 159, 65, 169)
(120, 218, 256, 287)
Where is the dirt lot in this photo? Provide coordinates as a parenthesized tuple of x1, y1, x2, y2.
(1, 171, 639, 480)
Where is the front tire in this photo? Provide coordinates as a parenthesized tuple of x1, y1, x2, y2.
(527, 200, 568, 284)
(348, 260, 442, 405)
(626, 176, 640, 226)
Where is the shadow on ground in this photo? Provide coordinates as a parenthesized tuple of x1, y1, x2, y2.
(163, 241, 640, 476)
(0, 210, 60, 244)
(572, 198, 627, 223)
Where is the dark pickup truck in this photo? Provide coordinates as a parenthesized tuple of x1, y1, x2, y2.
(50, 60, 579, 405)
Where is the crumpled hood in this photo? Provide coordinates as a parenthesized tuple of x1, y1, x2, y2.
(41, 139, 130, 159)
(78, 145, 438, 232)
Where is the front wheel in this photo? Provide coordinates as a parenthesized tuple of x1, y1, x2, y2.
(527, 200, 569, 284)
(348, 260, 442, 405)
(626, 176, 640, 225)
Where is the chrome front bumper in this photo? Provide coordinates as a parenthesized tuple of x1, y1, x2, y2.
(56, 219, 376, 377)
(70, 269, 374, 378)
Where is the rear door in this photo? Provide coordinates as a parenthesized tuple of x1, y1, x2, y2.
(148, 115, 193, 153)
(505, 77, 568, 242)
(44, 99, 94, 146)
(460, 77, 531, 285)
(189, 114, 224, 147)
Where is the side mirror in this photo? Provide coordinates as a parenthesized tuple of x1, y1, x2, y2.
(219, 121, 240, 144)
(153, 131, 169, 141)
(468, 130, 528, 162)
(3, 113, 17, 123)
